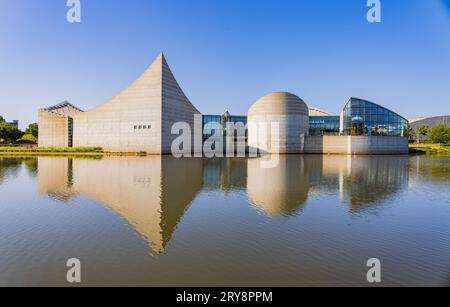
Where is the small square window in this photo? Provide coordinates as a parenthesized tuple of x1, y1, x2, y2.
(143, 125, 147, 129)
(134, 126, 137, 130)
(148, 125, 151, 129)
(139, 126, 142, 129)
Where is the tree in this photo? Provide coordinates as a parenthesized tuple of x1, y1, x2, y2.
(0, 122, 23, 143)
(0, 115, 5, 123)
(16, 134, 37, 144)
(417, 125, 429, 144)
(25, 123, 38, 138)
(403, 125, 414, 140)
(429, 124, 450, 145)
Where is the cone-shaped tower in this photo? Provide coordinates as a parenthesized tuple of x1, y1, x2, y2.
(72, 53, 200, 154)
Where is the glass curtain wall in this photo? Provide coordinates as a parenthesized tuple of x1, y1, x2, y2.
(202, 114, 248, 141)
(342, 98, 409, 136)
(309, 116, 340, 136)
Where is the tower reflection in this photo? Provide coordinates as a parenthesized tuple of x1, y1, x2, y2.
(37, 156, 203, 253)
(36, 154, 410, 253)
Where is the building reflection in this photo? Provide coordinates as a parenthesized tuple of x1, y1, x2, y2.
(314, 155, 409, 214)
(37, 156, 203, 254)
(37, 157, 75, 201)
(36, 154, 410, 252)
(202, 158, 247, 193)
(247, 156, 311, 217)
(246, 155, 409, 216)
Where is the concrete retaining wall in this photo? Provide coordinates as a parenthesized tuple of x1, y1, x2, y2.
(304, 136, 408, 155)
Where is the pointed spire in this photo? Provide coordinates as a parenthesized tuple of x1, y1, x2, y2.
(222, 110, 231, 117)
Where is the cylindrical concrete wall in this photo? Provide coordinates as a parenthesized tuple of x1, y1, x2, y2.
(247, 92, 309, 154)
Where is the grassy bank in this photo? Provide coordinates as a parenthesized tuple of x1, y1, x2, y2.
(409, 144, 450, 155)
(0, 146, 103, 153)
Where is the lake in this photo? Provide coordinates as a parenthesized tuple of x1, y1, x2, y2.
(0, 155, 449, 286)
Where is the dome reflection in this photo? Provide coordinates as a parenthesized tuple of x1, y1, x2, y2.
(247, 155, 310, 217)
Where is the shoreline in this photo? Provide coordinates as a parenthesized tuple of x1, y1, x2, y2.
(0, 151, 448, 157)
(0, 145, 448, 157)
(0, 151, 149, 157)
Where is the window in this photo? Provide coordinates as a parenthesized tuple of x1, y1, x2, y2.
(342, 98, 408, 137)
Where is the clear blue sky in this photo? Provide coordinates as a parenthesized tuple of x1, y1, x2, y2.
(1, 0, 449, 129)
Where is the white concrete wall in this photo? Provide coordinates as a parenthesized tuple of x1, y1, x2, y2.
(73, 53, 200, 154)
(160, 56, 201, 154)
(73, 56, 163, 153)
(38, 110, 70, 148)
(304, 136, 409, 155)
(248, 92, 309, 154)
(38, 103, 84, 148)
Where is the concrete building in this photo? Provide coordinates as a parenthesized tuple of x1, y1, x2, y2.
(247, 92, 309, 154)
(303, 135, 409, 155)
(38, 53, 409, 155)
(408, 116, 450, 142)
(409, 116, 450, 129)
(39, 53, 200, 153)
(38, 101, 83, 147)
(309, 107, 334, 117)
(73, 53, 200, 154)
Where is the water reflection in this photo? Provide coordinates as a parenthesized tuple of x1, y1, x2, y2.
(409, 156, 450, 183)
(341, 156, 409, 213)
(0, 157, 37, 184)
(317, 156, 409, 214)
(202, 158, 247, 192)
(247, 156, 310, 217)
(1, 154, 449, 286)
(35, 155, 414, 252)
(37, 157, 76, 202)
(248, 155, 410, 216)
(38, 156, 202, 253)
(0, 158, 21, 184)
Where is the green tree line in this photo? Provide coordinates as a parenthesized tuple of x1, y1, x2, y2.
(0, 116, 38, 144)
(413, 124, 450, 145)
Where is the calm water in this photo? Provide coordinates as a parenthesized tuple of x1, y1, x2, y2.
(0, 155, 449, 287)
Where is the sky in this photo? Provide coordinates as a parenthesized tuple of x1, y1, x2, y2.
(0, 0, 449, 129)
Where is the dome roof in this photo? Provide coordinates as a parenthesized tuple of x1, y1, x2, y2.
(248, 92, 309, 116)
